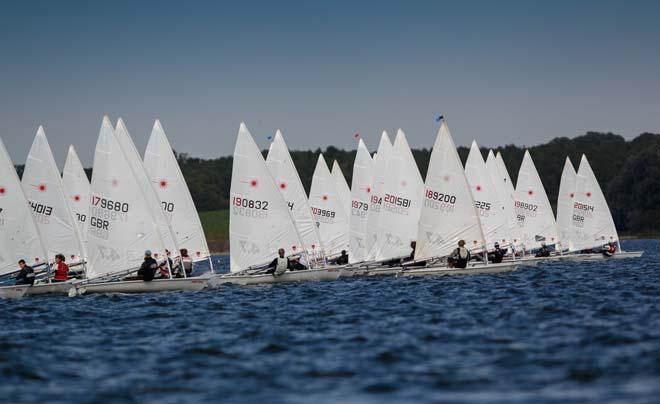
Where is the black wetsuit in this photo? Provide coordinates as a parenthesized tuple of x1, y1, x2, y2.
(535, 247, 550, 257)
(449, 247, 470, 269)
(333, 254, 349, 265)
(16, 265, 35, 286)
(266, 257, 291, 274)
(489, 248, 506, 264)
(138, 257, 158, 281)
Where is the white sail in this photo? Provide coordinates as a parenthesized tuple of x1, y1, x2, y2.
(464, 141, 510, 249)
(569, 155, 619, 251)
(372, 129, 424, 261)
(415, 121, 485, 261)
(308, 154, 349, 256)
(62, 145, 90, 249)
(0, 137, 48, 275)
(143, 120, 210, 261)
(331, 160, 351, 217)
(365, 131, 392, 260)
(348, 139, 374, 263)
(114, 118, 179, 258)
(486, 150, 522, 247)
(266, 130, 324, 255)
(556, 157, 577, 250)
(230, 123, 303, 272)
(22, 127, 86, 262)
(514, 150, 559, 250)
(87, 117, 168, 279)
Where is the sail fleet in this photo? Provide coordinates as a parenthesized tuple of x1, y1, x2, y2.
(0, 117, 643, 298)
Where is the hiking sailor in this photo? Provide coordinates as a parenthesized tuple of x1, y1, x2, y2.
(332, 250, 349, 265)
(448, 240, 470, 269)
(15, 259, 36, 286)
(602, 241, 617, 257)
(137, 250, 159, 281)
(535, 242, 550, 257)
(176, 248, 194, 277)
(266, 248, 290, 276)
(489, 242, 506, 264)
(52, 254, 70, 282)
(405, 241, 427, 267)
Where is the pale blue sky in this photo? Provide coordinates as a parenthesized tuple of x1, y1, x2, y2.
(1, 0, 659, 166)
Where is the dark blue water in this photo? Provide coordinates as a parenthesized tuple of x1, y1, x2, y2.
(2, 240, 659, 403)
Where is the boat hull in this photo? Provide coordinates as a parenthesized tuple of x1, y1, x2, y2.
(208, 267, 345, 286)
(72, 277, 209, 295)
(400, 261, 519, 276)
(25, 281, 77, 296)
(357, 260, 520, 277)
(0, 285, 29, 299)
(561, 251, 644, 261)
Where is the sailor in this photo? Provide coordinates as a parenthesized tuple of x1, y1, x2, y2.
(405, 241, 426, 267)
(602, 242, 617, 257)
(489, 242, 506, 264)
(179, 248, 193, 276)
(535, 243, 550, 257)
(266, 248, 290, 276)
(137, 250, 159, 282)
(157, 250, 174, 279)
(289, 254, 308, 271)
(448, 240, 470, 269)
(52, 254, 69, 282)
(15, 259, 36, 286)
(333, 250, 349, 265)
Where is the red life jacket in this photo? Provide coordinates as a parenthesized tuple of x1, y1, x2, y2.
(54, 262, 69, 281)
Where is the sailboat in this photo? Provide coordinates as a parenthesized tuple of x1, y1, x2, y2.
(400, 120, 517, 276)
(563, 155, 643, 260)
(556, 157, 577, 251)
(365, 131, 392, 260)
(348, 139, 374, 263)
(486, 150, 522, 250)
(465, 141, 510, 250)
(0, 137, 50, 299)
(68, 117, 208, 295)
(369, 129, 424, 262)
(514, 150, 559, 252)
(143, 119, 213, 272)
(308, 154, 350, 257)
(208, 123, 345, 286)
(22, 127, 87, 267)
(331, 160, 351, 218)
(62, 145, 90, 249)
(266, 130, 324, 259)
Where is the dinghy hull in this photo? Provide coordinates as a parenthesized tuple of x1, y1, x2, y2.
(71, 277, 209, 295)
(561, 251, 644, 261)
(400, 262, 519, 277)
(25, 282, 77, 296)
(208, 267, 344, 286)
(0, 285, 30, 299)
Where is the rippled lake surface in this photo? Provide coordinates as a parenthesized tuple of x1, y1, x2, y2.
(2, 239, 660, 403)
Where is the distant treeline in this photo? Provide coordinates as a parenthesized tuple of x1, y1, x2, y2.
(14, 131, 660, 236)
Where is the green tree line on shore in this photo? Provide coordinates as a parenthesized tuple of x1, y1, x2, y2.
(14, 131, 660, 236)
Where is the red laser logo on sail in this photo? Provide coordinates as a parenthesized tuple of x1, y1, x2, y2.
(38, 184, 46, 192)
(159, 179, 168, 188)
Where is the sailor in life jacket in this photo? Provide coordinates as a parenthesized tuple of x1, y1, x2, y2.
(172, 248, 194, 278)
(266, 248, 291, 276)
(602, 241, 617, 257)
(52, 254, 70, 282)
(448, 240, 471, 269)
